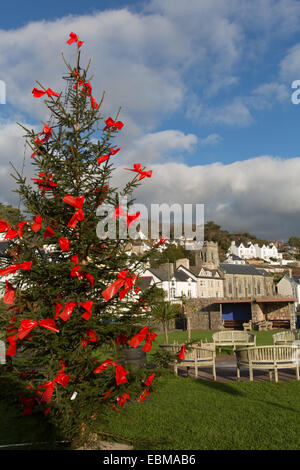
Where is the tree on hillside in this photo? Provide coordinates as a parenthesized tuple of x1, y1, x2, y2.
(0, 203, 23, 227)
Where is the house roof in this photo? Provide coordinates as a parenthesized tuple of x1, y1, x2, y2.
(219, 263, 271, 276)
(227, 253, 243, 260)
(137, 276, 153, 290)
(147, 268, 195, 283)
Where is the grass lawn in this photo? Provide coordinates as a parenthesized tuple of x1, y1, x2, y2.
(1, 329, 300, 450)
(95, 371, 300, 450)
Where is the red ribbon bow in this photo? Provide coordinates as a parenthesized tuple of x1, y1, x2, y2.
(93, 360, 129, 386)
(67, 209, 85, 228)
(4, 281, 15, 305)
(31, 172, 58, 196)
(142, 331, 157, 353)
(0, 261, 33, 277)
(81, 329, 98, 348)
(17, 318, 59, 340)
(113, 206, 141, 228)
(129, 326, 149, 348)
(67, 32, 84, 48)
(32, 87, 60, 98)
(38, 362, 70, 403)
(138, 389, 150, 403)
(117, 393, 130, 407)
(178, 345, 185, 360)
(103, 117, 124, 131)
(44, 226, 56, 239)
(144, 373, 155, 386)
(124, 163, 152, 181)
(97, 147, 120, 165)
(39, 125, 52, 144)
(80, 301, 93, 320)
(0, 220, 27, 240)
(59, 237, 70, 251)
(31, 215, 42, 232)
(101, 269, 137, 301)
(58, 301, 77, 322)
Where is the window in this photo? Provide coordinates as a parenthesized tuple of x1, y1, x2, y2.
(229, 280, 233, 295)
(200, 280, 205, 286)
(238, 281, 242, 295)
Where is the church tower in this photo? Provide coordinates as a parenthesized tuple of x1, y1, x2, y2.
(195, 241, 219, 268)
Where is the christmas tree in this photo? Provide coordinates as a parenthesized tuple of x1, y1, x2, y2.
(0, 32, 163, 442)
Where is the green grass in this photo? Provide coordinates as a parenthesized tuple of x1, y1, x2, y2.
(95, 371, 300, 450)
(1, 329, 299, 450)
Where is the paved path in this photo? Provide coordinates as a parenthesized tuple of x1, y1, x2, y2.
(177, 354, 300, 383)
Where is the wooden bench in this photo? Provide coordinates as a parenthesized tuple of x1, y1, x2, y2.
(273, 330, 300, 345)
(222, 320, 244, 330)
(159, 343, 216, 381)
(235, 345, 300, 382)
(271, 320, 291, 329)
(254, 320, 273, 331)
(212, 330, 256, 352)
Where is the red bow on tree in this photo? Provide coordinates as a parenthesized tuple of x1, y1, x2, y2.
(97, 147, 120, 165)
(17, 318, 59, 340)
(129, 326, 149, 348)
(80, 301, 93, 320)
(4, 281, 15, 305)
(58, 301, 77, 322)
(101, 269, 137, 301)
(117, 393, 130, 407)
(67, 32, 84, 48)
(144, 373, 155, 386)
(138, 389, 150, 403)
(31, 172, 58, 196)
(142, 331, 157, 352)
(44, 226, 56, 239)
(39, 125, 52, 143)
(0, 261, 32, 277)
(124, 163, 152, 181)
(59, 237, 70, 251)
(93, 359, 129, 386)
(31, 215, 42, 232)
(32, 87, 60, 98)
(113, 206, 140, 228)
(63, 194, 85, 228)
(103, 117, 124, 131)
(38, 362, 70, 403)
(81, 329, 98, 348)
(0, 219, 10, 231)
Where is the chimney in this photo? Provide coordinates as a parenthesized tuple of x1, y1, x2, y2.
(176, 258, 190, 270)
(160, 262, 174, 276)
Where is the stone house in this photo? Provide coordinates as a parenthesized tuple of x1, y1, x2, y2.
(176, 263, 224, 299)
(219, 263, 275, 299)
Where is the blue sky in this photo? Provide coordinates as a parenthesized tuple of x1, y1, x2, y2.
(1, 0, 300, 240)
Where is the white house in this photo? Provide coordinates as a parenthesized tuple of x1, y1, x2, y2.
(229, 241, 283, 262)
(140, 267, 198, 302)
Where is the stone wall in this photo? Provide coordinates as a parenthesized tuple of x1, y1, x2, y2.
(184, 298, 222, 331)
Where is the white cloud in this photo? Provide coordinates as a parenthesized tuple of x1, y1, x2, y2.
(200, 134, 222, 146)
(117, 155, 300, 240)
(280, 43, 300, 81)
(120, 130, 198, 165)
